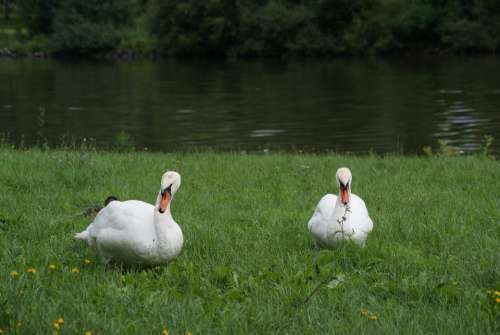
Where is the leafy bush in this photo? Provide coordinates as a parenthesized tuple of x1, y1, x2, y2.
(119, 27, 159, 53)
(49, 0, 134, 54)
(237, 1, 319, 56)
(147, 0, 239, 56)
(10, 0, 500, 56)
(17, 0, 59, 35)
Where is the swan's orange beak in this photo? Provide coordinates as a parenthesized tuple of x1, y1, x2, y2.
(340, 185, 350, 205)
(159, 191, 171, 213)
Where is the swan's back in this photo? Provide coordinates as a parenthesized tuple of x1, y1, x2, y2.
(86, 200, 156, 248)
(92, 200, 153, 230)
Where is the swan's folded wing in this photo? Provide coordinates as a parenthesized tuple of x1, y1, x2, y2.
(308, 194, 336, 232)
(90, 200, 154, 235)
(351, 194, 373, 233)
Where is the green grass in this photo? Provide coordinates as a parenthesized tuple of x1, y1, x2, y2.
(0, 148, 499, 334)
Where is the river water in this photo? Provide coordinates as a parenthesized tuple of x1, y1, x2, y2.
(1, 57, 499, 154)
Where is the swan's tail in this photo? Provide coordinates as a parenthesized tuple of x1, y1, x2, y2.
(104, 196, 118, 206)
(74, 230, 89, 241)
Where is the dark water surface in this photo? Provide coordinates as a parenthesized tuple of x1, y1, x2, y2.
(1, 57, 500, 154)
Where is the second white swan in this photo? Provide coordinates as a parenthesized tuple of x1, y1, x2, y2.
(308, 167, 373, 247)
(75, 171, 183, 264)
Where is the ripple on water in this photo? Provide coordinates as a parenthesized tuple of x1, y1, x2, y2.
(438, 89, 463, 94)
(432, 131, 461, 137)
(440, 108, 474, 116)
(250, 129, 286, 138)
(448, 115, 484, 125)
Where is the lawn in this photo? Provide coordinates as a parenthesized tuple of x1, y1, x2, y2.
(0, 148, 499, 334)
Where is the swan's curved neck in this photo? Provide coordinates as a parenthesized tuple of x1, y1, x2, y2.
(153, 192, 175, 241)
(330, 195, 353, 238)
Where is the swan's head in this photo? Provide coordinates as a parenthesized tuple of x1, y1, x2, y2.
(336, 167, 352, 205)
(158, 171, 181, 213)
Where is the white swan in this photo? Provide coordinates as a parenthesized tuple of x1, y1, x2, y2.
(308, 167, 373, 247)
(75, 171, 183, 264)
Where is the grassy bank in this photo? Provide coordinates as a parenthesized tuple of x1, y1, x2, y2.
(0, 149, 499, 334)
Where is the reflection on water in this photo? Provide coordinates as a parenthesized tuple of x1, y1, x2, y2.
(1, 57, 500, 154)
(434, 90, 492, 152)
(250, 129, 286, 138)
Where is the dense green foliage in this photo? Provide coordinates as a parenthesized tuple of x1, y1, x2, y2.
(0, 149, 499, 333)
(16, 0, 57, 35)
(49, 0, 134, 53)
(2, 0, 500, 56)
(147, 0, 239, 56)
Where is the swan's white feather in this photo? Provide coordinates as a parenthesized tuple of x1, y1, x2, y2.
(308, 168, 373, 247)
(75, 172, 183, 264)
(309, 193, 373, 247)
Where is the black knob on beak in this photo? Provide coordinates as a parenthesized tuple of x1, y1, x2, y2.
(161, 184, 172, 196)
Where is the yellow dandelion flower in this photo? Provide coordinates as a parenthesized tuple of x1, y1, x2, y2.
(84, 331, 92, 335)
(162, 329, 169, 335)
(71, 267, 80, 274)
(495, 291, 500, 296)
(369, 315, 378, 321)
(56, 317, 64, 325)
(496, 298, 500, 303)
(49, 264, 57, 270)
(53, 322, 60, 330)
(10, 270, 19, 278)
(27, 267, 37, 274)
(84, 259, 92, 265)
(185, 332, 192, 335)
(360, 309, 368, 316)
(486, 289, 493, 294)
